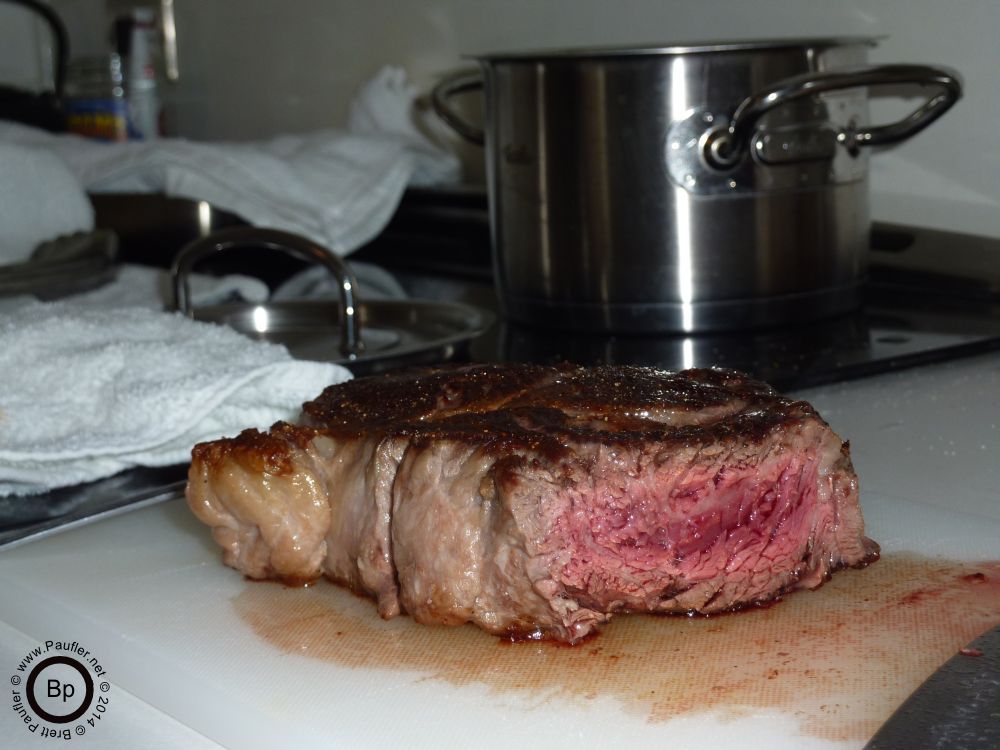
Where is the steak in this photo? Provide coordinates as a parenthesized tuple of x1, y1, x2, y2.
(187, 363, 878, 643)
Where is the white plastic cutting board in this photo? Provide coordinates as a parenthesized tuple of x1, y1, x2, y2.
(1, 353, 999, 749)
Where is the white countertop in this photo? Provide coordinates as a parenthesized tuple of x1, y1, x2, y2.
(2, 352, 998, 749)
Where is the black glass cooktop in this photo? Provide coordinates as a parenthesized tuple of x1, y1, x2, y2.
(352, 188, 1000, 391)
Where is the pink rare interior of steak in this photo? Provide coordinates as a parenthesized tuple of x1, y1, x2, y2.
(537, 441, 836, 614)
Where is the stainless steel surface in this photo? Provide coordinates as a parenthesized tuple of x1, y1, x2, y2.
(433, 39, 961, 333)
(193, 298, 493, 375)
(171, 227, 364, 358)
(864, 623, 1000, 749)
(461, 37, 881, 59)
(370, 197, 1000, 389)
(0, 465, 186, 551)
(665, 105, 868, 196)
(706, 64, 961, 168)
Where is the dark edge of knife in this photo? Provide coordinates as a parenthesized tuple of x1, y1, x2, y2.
(865, 622, 1000, 749)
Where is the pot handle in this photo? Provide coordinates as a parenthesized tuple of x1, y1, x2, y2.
(431, 70, 486, 145)
(704, 64, 963, 169)
(170, 227, 364, 358)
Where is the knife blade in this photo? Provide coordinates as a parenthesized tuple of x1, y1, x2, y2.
(865, 622, 1000, 749)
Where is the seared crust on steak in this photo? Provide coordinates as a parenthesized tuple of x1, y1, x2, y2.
(187, 364, 878, 642)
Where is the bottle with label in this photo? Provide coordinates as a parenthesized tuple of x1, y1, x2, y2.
(117, 7, 160, 140)
(63, 54, 129, 141)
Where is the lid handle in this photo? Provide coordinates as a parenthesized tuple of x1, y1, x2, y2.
(170, 227, 364, 358)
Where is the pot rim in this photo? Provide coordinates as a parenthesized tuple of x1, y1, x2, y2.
(468, 36, 881, 62)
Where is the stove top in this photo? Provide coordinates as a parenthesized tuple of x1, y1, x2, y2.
(481, 300, 1000, 391)
(350, 188, 1000, 390)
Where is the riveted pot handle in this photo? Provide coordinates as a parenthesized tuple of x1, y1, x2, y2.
(704, 64, 963, 169)
(431, 70, 485, 145)
(170, 227, 364, 358)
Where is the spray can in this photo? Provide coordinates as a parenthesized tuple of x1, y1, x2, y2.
(124, 7, 160, 139)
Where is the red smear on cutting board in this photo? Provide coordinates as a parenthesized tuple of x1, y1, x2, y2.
(234, 554, 1000, 744)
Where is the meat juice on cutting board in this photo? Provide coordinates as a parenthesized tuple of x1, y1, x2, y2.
(235, 554, 1000, 744)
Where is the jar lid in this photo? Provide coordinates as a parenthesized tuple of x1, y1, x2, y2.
(66, 54, 124, 86)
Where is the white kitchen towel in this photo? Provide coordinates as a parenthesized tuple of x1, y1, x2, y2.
(0, 302, 351, 496)
(0, 67, 460, 256)
(347, 65, 461, 187)
(0, 142, 95, 264)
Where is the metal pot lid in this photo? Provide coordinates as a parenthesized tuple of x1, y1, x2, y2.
(193, 298, 493, 374)
(171, 227, 493, 374)
(470, 36, 880, 61)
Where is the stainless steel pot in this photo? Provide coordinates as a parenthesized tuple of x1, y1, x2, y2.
(433, 38, 961, 332)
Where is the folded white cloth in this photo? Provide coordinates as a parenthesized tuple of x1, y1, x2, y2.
(0, 302, 351, 496)
(347, 65, 461, 187)
(0, 67, 460, 256)
(0, 142, 95, 265)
